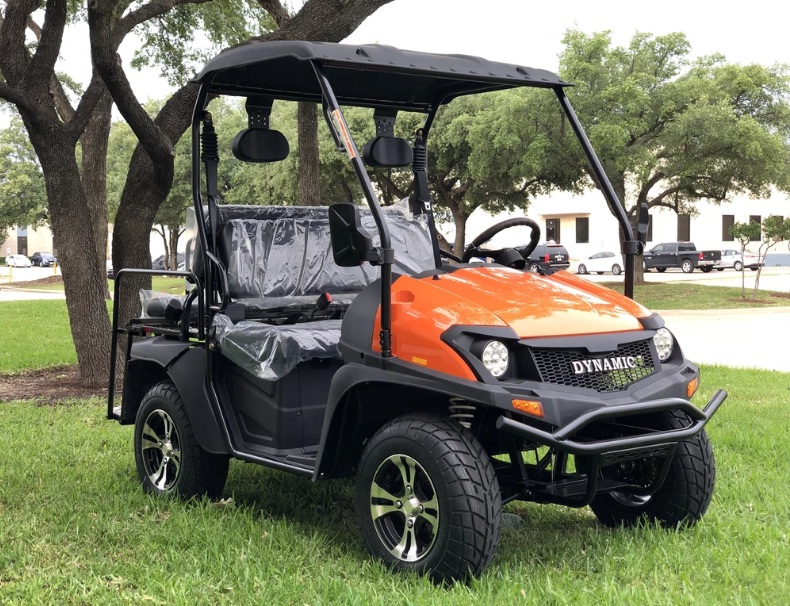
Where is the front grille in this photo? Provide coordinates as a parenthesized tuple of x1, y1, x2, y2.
(530, 339, 657, 393)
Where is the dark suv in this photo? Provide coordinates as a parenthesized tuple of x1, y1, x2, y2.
(518, 242, 571, 272)
(30, 252, 57, 267)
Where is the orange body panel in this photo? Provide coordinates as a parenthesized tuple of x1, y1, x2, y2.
(371, 266, 651, 380)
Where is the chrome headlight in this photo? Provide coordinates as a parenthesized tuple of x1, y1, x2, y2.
(481, 340, 509, 377)
(653, 327, 674, 362)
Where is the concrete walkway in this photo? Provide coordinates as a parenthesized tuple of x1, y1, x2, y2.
(658, 307, 790, 373)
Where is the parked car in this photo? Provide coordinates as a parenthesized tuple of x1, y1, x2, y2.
(517, 242, 571, 272)
(5, 254, 32, 267)
(643, 242, 721, 273)
(716, 249, 763, 271)
(30, 251, 57, 267)
(106, 260, 115, 279)
(575, 251, 623, 275)
(152, 253, 185, 270)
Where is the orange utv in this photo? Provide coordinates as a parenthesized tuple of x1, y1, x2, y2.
(108, 41, 727, 583)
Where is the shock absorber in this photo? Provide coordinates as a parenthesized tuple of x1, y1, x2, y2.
(448, 398, 476, 429)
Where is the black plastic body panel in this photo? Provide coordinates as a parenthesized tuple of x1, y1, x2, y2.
(215, 355, 342, 451)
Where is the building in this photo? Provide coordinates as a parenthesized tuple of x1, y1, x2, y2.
(463, 189, 790, 261)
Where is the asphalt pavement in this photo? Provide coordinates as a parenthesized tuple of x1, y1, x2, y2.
(2, 265, 789, 372)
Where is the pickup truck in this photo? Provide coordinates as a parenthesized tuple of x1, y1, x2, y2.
(643, 242, 721, 273)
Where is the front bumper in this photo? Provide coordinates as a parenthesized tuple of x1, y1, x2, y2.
(496, 389, 726, 456)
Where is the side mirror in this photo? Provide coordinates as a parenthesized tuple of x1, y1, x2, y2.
(329, 203, 374, 267)
(637, 203, 650, 248)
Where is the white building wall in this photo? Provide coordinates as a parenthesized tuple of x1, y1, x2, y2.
(459, 189, 790, 262)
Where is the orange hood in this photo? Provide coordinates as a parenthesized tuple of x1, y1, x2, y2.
(410, 266, 648, 338)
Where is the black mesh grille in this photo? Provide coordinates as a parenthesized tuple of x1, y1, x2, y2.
(530, 340, 657, 393)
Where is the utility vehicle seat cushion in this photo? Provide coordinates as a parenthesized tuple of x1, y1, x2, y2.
(217, 206, 434, 301)
(214, 317, 342, 381)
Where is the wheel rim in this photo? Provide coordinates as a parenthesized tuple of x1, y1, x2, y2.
(140, 408, 182, 492)
(605, 457, 660, 507)
(735, 262, 742, 271)
(612, 264, 621, 275)
(369, 454, 440, 562)
(578, 264, 586, 274)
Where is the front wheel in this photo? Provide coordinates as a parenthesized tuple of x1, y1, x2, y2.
(681, 259, 694, 273)
(134, 381, 229, 499)
(589, 411, 715, 528)
(529, 262, 540, 273)
(656, 267, 666, 273)
(700, 266, 712, 273)
(734, 261, 743, 271)
(611, 264, 622, 275)
(355, 415, 501, 583)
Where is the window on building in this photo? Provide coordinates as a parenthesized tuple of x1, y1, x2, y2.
(749, 214, 761, 225)
(722, 215, 735, 241)
(575, 217, 589, 243)
(677, 214, 691, 241)
(546, 218, 560, 243)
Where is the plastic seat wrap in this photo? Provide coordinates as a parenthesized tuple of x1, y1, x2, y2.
(214, 316, 342, 380)
(216, 205, 434, 302)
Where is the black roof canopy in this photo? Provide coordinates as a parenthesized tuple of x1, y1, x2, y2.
(194, 41, 570, 111)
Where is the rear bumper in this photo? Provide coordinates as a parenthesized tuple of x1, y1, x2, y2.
(496, 389, 726, 456)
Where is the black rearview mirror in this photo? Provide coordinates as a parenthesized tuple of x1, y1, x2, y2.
(328, 203, 374, 267)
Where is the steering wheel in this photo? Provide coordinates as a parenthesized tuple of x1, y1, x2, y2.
(461, 217, 541, 267)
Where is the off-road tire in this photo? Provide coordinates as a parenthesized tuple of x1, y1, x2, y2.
(589, 410, 715, 528)
(134, 381, 229, 499)
(578, 264, 588, 275)
(734, 261, 743, 271)
(355, 414, 501, 584)
(612, 264, 622, 275)
(681, 259, 694, 273)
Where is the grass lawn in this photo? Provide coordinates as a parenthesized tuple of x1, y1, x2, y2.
(606, 282, 790, 310)
(0, 365, 787, 604)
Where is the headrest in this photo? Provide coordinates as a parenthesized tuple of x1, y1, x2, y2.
(362, 136, 413, 168)
(232, 128, 289, 163)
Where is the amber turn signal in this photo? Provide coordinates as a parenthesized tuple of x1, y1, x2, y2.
(512, 398, 544, 418)
(687, 377, 699, 399)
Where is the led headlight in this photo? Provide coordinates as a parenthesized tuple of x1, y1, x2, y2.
(481, 340, 509, 377)
(653, 327, 674, 362)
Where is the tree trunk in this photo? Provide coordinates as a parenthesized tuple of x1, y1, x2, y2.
(452, 211, 468, 258)
(31, 128, 111, 387)
(81, 91, 114, 296)
(627, 213, 646, 286)
(298, 102, 321, 206)
(168, 226, 181, 269)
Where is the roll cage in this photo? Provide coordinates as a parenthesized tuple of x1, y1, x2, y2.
(188, 41, 643, 347)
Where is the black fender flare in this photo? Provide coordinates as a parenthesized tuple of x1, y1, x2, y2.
(313, 362, 506, 480)
(124, 338, 229, 455)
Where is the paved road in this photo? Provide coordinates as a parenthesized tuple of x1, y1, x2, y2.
(2, 266, 789, 372)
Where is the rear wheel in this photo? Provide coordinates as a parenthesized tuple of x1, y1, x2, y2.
(681, 259, 694, 273)
(577, 264, 588, 274)
(589, 411, 715, 528)
(134, 381, 229, 499)
(612, 264, 622, 275)
(356, 414, 501, 583)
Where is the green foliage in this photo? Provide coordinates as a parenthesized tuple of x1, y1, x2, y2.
(558, 30, 790, 215)
(0, 116, 48, 233)
(131, 0, 277, 86)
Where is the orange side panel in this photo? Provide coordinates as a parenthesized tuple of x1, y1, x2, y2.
(370, 276, 507, 381)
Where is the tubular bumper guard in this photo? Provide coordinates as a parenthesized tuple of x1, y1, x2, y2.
(496, 389, 727, 456)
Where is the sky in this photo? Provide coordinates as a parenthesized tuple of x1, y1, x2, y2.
(2, 0, 787, 125)
(51, 0, 790, 104)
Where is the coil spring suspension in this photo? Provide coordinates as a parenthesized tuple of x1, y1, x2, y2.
(448, 398, 476, 429)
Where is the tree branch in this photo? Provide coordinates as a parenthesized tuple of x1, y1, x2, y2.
(116, 0, 214, 42)
(255, 0, 291, 28)
(25, 0, 67, 88)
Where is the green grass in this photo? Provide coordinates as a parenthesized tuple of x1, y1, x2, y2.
(0, 300, 76, 372)
(0, 366, 787, 604)
(604, 282, 790, 310)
